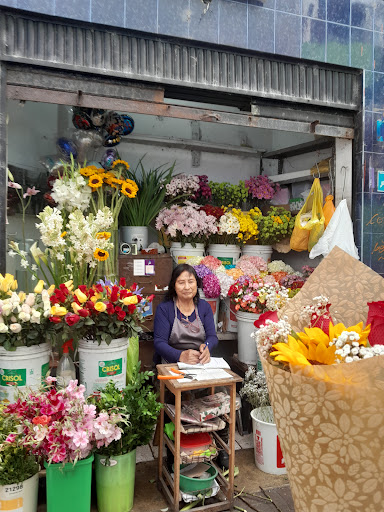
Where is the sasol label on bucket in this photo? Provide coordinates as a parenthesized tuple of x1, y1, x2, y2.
(98, 358, 123, 377)
(217, 256, 234, 266)
(0, 368, 27, 387)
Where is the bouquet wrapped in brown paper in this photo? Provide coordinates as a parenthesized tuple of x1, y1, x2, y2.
(257, 247, 384, 512)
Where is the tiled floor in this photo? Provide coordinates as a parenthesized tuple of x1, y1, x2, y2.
(136, 430, 254, 462)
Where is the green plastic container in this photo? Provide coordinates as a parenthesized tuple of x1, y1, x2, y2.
(176, 463, 218, 495)
(44, 454, 94, 512)
(95, 450, 137, 512)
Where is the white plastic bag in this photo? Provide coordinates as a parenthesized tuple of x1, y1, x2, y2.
(309, 199, 359, 260)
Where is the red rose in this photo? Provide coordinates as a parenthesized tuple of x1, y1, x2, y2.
(95, 284, 103, 293)
(127, 304, 136, 314)
(78, 309, 89, 318)
(65, 314, 80, 326)
(106, 303, 115, 315)
(148, 294, 155, 302)
(117, 310, 126, 321)
(59, 284, 69, 295)
(131, 283, 137, 291)
(119, 277, 126, 288)
(49, 316, 62, 324)
(110, 286, 119, 303)
(78, 285, 87, 294)
(367, 301, 384, 346)
(254, 310, 279, 328)
(119, 289, 128, 299)
(85, 301, 95, 310)
(136, 295, 142, 302)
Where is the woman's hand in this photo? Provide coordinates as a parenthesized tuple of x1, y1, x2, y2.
(199, 344, 211, 365)
(179, 349, 201, 365)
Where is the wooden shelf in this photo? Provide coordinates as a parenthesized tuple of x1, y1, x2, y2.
(262, 137, 333, 159)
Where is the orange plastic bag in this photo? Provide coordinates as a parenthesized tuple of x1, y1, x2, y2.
(323, 194, 336, 227)
(290, 178, 325, 252)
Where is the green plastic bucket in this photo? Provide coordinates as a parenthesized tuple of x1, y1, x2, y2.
(44, 454, 94, 512)
(95, 450, 136, 512)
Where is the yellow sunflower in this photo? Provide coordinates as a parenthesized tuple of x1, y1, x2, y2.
(111, 159, 130, 172)
(96, 232, 111, 240)
(93, 248, 109, 261)
(88, 174, 104, 188)
(108, 177, 124, 189)
(295, 326, 332, 347)
(80, 167, 96, 177)
(329, 321, 371, 347)
(271, 336, 337, 367)
(121, 179, 139, 198)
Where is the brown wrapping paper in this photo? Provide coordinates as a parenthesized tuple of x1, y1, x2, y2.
(261, 246, 384, 511)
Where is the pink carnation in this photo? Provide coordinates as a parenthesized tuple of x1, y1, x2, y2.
(201, 255, 222, 270)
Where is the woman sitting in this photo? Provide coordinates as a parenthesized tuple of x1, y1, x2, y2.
(154, 264, 218, 364)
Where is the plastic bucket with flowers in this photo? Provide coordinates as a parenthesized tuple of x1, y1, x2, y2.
(242, 245, 273, 263)
(207, 244, 241, 266)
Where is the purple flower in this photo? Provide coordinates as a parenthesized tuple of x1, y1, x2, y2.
(194, 264, 213, 279)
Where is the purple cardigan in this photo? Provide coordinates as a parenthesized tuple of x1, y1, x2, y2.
(154, 299, 219, 363)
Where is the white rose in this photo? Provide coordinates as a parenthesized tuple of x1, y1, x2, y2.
(1, 304, 12, 316)
(0, 323, 8, 333)
(18, 312, 31, 322)
(25, 294, 35, 307)
(9, 323, 22, 333)
(30, 310, 41, 324)
(21, 303, 31, 315)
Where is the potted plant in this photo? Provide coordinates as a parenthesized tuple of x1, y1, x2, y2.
(0, 274, 52, 403)
(5, 378, 124, 512)
(239, 367, 285, 475)
(88, 364, 162, 512)
(0, 403, 39, 512)
(119, 158, 176, 249)
(227, 275, 290, 365)
(47, 278, 154, 395)
(155, 202, 217, 263)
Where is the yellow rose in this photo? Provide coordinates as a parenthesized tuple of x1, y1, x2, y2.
(50, 305, 67, 316)
(122, 295, 138, 306)
(47, 284, 56, 296)
(74, 289, 87, 304)
(18, 292, 26, 302)
(64, 280, 74, 291)
(71, 302, 82, 314)
(34, 280, 45, 294)
(94, 302, 107, 312)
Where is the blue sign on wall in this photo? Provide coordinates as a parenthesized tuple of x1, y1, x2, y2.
(377, 170, 384, 192)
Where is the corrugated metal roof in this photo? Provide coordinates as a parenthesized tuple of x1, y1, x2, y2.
(0, 9, 361, 111)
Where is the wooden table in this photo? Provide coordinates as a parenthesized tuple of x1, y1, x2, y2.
(157, 363, 243, 512)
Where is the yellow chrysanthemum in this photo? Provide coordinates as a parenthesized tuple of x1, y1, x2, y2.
(329, 321, 371, 347)
(121, 179, 139, 198)
(111, 159, 130, 171)
(93, 248, 109, 261)
(96, 232, 111, 240)
(60, 231, 67, 238)
(88, 174, 104, 188)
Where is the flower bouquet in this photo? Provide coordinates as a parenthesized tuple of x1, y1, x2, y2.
(255, 246, 384, 512)
(48, 278, 154, 346)
(209, 180, 248, 208)
(165, 173, 200, 200)
(249, 206, 295, 245)
(228, 276, 289, 314)
(155, 201, 217, 247)
(244, 175, 280, 209)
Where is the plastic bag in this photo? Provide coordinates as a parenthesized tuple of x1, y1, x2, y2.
(309, 199, 359, 260)
(323, 194, 336, 227)
(290, 178, 325, 252)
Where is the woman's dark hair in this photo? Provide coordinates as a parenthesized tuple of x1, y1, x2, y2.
(164, 264, 201, 303)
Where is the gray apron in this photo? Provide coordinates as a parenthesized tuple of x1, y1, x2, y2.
(169, 301, 206, 352)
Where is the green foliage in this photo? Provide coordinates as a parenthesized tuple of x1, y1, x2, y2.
(0, 405, 38, 485)
(251, 206, 295, 245)
(88, 365, 162, 456)
(119, 158, 176, 227)
(209, 181, 248, 208)
(126, 336, 139, 383)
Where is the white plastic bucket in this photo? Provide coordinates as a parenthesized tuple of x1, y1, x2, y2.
(221, 298, 237, 333)
(0, 473, 39, 512)
(0, 344, 51, 403)
(207, 244, 241, 266)
(120, 226, 149, 250)
(241, 245, 273, 262)
(251, 407, 286, 475)
(199, 290, 219, 328)
(235, 311, 260, 365)
(78, 337, 128, 396)
(170, 242, 205, 266)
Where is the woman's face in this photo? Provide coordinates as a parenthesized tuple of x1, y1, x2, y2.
(174, 271, 197, 301)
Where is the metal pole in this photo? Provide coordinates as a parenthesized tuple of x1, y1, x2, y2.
(0, 62, 7, 274)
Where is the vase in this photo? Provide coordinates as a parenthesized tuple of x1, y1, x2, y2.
(250, 407, 286, 475)
(78, 337, 128, 397)
(242, 245, 273, 262)
(0, 343, 51, 403)
(44, 454, 94, 512)
(0, 473, 39, 512)
(169, 242, 205, 267)
(97, 228, 119, 283)
(95, 450, 137, 512)
(120, 226, 149, 250)
(235, 311, 261, 365)
(207, 243, 241, 266)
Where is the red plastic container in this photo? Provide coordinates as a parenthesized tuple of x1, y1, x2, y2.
(179, 432, 212, 456)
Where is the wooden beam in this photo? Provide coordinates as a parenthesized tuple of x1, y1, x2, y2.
(262, 138, 334, 159)
(7, 85, 354, 139)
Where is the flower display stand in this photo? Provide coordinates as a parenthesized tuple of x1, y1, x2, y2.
(157, 363, 242, 512)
